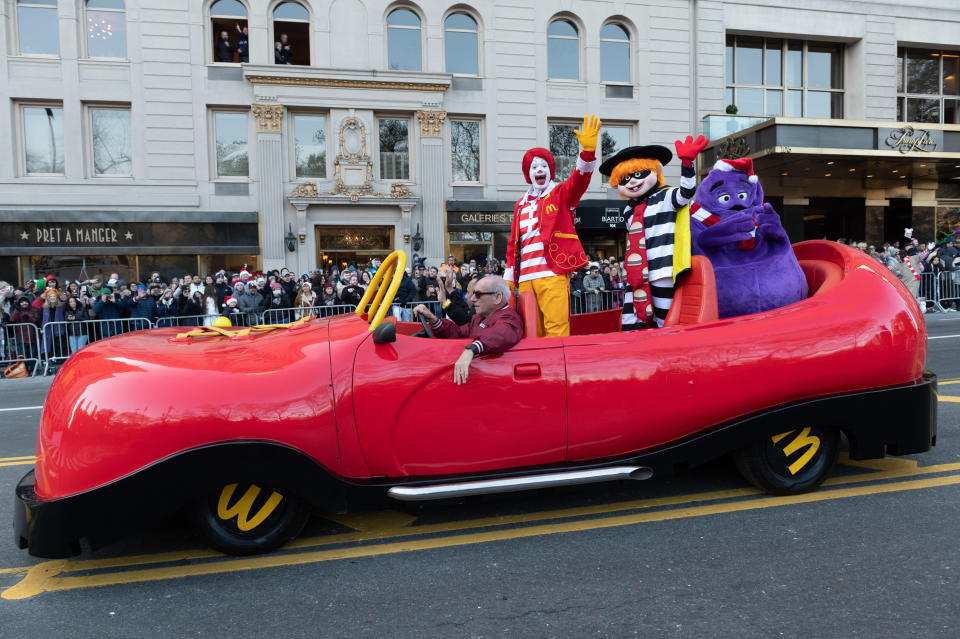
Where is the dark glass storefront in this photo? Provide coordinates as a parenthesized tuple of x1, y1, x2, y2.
(0, 211, 259, 285)
(574, 200, 627, 260)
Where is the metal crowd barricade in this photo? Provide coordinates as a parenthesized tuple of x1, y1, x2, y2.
(154, 314, 221, 328)
(918, 272, 942, 313)
(1, 323, 42, 377)
(571, 289, 625, 315)
(41, 318, 152, 375)
(937, 271, 960, 311)
(260, 305, 354, 325)
(403, 300, 442, 320)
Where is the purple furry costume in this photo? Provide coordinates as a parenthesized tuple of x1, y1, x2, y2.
(690, 158, 807, 318)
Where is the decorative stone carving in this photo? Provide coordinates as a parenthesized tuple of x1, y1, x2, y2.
(390, 182, 415, 199)
(252, 103, 283, 131)
(326, 116, 382, 202)
(290, 181, 318, 198)
(416, 110, 446, 137)
(718, 136, 749, 160)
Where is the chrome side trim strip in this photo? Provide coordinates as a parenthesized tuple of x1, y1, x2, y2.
(387, 466, 653, 501)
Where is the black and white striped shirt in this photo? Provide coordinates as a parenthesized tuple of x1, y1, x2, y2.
(624, 162, 697, 322)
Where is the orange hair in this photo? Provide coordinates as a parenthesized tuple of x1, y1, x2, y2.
(608, 158, 664, 191)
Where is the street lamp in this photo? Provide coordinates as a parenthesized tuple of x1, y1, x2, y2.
(412, 224, 423, 252)
(285, 224, 297, 253)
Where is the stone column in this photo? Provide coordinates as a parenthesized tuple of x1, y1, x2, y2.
(417, 110, 446, 266)
(912, 183, 938, 242)
(252, 103, 286, 273)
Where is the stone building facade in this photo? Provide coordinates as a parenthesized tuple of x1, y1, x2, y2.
(0, 0, 958, 283)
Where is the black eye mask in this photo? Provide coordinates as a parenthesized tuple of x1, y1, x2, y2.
(620, 170, 651, 186)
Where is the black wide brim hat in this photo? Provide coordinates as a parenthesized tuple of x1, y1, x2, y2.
(599, 145, 673, 176)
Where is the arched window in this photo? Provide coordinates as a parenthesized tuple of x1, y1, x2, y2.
(273, 2, 310, 66)
(84, 0, 127, 59)
(600, 23, 630, 83)
(547, 19, 579, 80)
(387, 8, 422, 72)
(210, 0, 248, 64)
(16, 0, 59, 56)
(444, 12, 478, 76)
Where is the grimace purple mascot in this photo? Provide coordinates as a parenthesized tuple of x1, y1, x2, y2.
(689, 158, 807, 318)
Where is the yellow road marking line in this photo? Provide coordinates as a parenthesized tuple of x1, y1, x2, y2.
(938, 395, 960, 403)
(4, 458, 959, 593)
(936, 379, 960, 384)
(0, 461, 34, 468)
(0, 457, 35, 462)
(5, 471, 960, 600)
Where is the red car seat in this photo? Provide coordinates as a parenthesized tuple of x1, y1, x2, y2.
(798, 260, 843, 296)
(517, 290, 539, 339)
(663, 255, 718, 327)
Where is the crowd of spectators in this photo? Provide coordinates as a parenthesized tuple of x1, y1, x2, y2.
(838, 234, 960, 311)
(0, 256, 509, 365)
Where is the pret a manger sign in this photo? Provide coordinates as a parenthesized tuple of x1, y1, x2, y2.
(31, 226, 122, 244)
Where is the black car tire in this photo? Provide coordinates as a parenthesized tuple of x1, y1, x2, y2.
(733, 426, 839, 495)
(191, 482, 311, 555)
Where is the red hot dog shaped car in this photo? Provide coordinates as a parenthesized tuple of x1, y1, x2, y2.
(14, 243, 936, 557)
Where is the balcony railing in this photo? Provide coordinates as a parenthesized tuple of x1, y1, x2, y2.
(701, 114, 770, 140)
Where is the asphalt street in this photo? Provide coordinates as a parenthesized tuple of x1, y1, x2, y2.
(0, 317, 958, 637)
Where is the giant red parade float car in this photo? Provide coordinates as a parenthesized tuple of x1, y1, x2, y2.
(14, 241, 936, 557)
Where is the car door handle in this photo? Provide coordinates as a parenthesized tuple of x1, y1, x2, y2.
(514, 363, 541, 379)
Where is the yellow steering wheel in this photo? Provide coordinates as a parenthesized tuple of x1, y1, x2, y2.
(355, 250, 407, 330)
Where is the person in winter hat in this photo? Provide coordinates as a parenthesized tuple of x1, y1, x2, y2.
(504, 114, 602, 337)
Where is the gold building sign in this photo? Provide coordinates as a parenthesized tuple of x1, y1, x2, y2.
(883, 126, 939, 153)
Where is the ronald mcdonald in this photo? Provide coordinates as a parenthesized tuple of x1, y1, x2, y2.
(504, 114, 601, 337)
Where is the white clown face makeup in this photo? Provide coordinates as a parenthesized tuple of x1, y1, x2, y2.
(616, 168, 660, 200)
(528, 157, 551, 192)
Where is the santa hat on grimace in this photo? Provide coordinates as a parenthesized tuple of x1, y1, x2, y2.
(713, 157, 758, 183)
(521, 148, 556, 184)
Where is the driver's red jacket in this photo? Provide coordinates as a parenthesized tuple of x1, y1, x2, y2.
(430, 305, 523, 355)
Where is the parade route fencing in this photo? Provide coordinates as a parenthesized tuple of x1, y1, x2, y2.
(571, 289, 624, 315)
(936, 271, 960, 311)
(40, 317, 152, 375)
(1, 323, 42, 377)
(11, 268, 960, 379)
(154, 314, 221, 328)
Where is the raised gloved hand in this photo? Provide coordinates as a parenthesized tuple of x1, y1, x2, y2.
(755, 202, 789, 243)
(674, 135, 709, 164)
(574, 114, 602, 152)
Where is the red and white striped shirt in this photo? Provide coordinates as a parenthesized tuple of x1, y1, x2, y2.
(516, 185, 559, 283)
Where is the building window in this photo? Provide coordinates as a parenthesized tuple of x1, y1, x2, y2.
(213, 111, 248, 178)
(273, 1, 309, 65)
(22, 105, 64, 175)
(726, 35, 843, 118)
(387, 8, 422, 71)
(444, 12, 479, 75)
(450, 119, 481, 183)
(210, 0, 247, 64)
(548, 19, 579, 80)
(293, 114, 326, 178)
(379, 118, 410, 180)
(84, 0, 126, 59)
(600, 23, 630, 84)
(16, 0, 59, 56)
(548, 122, 579, 181)
(897, 48, 960, 124)
(601, 125, 631, 163)
(89, 107, 131, 176)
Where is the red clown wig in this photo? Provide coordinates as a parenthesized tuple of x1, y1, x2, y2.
(521, 148, 556, 184)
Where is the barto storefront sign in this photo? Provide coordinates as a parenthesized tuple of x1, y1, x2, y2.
(575, 206, 625, 230)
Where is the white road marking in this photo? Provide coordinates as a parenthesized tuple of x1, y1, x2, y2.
(928, 334, 960, 340)
(0, 406, 43, 412)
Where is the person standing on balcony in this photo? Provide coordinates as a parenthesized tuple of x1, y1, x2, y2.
(215, 30, 235, 63)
